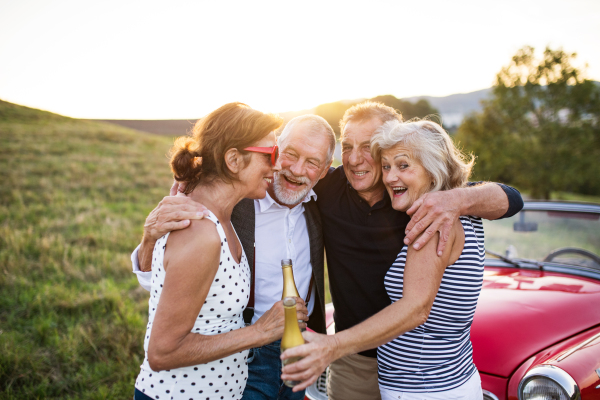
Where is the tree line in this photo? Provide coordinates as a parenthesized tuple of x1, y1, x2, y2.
(313, 95, 440, 136)
(312, 46, 600, 200)
(455, 46, 600, 199)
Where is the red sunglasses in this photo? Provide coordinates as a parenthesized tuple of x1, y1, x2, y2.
(244, 145, 279, 166)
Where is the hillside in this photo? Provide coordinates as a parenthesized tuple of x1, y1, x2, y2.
(95, 89, 489, 136)
(0, 100, 174, 399)
(404, 88, 492, 127)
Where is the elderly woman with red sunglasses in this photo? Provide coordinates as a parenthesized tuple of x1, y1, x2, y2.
(134, 103, 304, 400)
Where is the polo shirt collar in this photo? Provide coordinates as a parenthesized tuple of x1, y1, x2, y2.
(345, 177, 390, 211)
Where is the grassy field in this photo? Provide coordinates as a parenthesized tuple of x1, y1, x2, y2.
(0, 100, 175, 399)
(0, 100, 334, 399)
(3, 98, 595, 399)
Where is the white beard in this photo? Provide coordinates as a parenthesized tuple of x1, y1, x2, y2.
(272, 171, 312, 206)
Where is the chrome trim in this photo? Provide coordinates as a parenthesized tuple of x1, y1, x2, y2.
(521, 201, 600, 214)
(556, 332, 600, 361)
(483, 389, 500, 400)
(305, 368, 329, 400)
(518, 365, 580, 400)
(485, 258, 600, 281)
(484, 201, 600, 280)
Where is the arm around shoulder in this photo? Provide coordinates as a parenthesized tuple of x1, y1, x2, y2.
(460, 181, 522, 220)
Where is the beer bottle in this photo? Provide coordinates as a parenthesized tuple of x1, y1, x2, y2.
(281, 259, 300, 299)
(281, 259, 306, 332)
(280, 297, 305, 388)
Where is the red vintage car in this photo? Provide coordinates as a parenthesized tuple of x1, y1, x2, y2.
(305, 201, 600, 400)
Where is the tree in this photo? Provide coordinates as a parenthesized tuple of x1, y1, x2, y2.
(314, 101, 353, 136)
(369, 95, 439, 122)
(455, 46, 600, 199)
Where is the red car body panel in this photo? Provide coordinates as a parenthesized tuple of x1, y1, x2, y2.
(479, 372, 507, 400)
(310, 269, 600, 400)
(505, 326, 600, 399)
(471, 267, 600, 378)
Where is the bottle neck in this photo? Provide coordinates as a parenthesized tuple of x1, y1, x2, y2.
(282, 266, 300, 299)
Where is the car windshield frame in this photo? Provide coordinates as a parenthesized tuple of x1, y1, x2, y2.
(483, 201, 600, 281)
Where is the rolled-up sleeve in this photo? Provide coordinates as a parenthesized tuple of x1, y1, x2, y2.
(131, 245, 152, 292)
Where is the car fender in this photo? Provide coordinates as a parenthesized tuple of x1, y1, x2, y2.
(506, 325, 600, 400)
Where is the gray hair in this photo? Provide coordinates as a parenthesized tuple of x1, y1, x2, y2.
(370, 119, 474, 192)
(340, 101, 402, 140)
(278, 115, 336, 163)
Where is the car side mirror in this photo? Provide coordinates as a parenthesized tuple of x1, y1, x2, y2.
(514, 222, 538, 232)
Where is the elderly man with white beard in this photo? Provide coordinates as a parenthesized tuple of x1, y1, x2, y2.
(132, 114, 336, 400)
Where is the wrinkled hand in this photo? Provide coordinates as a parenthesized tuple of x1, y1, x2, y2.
(143, 183, 209, 241)
(280, 331, 339, 392)
(405, 189, 463, 256)
(294, 297, 309, 331)
(253, 298, 308, 345)
(253, 300, 285, 344)
(170, 180, 188, 196)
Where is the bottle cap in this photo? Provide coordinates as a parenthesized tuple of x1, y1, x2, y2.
(281, 259, 292, 267)
(283, 297, 296, 307)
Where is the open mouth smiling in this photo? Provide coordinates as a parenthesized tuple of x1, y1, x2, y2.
(353, 171, 368, 177)
(283, 175, 305, 186)
(264, 177, 273, 184)
(391, 186, 407, 196)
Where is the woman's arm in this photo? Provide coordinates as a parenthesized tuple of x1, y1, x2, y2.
(280, 220, 464, 391)
(146, 219, 300, 371)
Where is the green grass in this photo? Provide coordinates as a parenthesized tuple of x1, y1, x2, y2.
(0, 100, 174, 399)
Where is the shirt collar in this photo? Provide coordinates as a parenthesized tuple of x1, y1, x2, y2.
(256, 189, 317, 213)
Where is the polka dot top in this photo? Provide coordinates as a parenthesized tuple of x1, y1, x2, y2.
(135, 212, 251, 400)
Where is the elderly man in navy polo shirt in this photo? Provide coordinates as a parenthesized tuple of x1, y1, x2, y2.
(307, 102, 522, 400)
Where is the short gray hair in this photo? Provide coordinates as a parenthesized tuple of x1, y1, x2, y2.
(278, 115, 336, 163)
(370, 119, 475, 192)
(340, 101, 402, 140)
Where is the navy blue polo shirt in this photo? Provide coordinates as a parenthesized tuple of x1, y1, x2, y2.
(313, 166, 523, 358)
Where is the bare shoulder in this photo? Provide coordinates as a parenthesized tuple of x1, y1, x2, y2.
(170, 217, 219, 246)
(406, 218, 464, 266)
(164, 218, 221, 272)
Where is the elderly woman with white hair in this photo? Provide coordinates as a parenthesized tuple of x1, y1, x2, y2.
(281, 119, 485, 400)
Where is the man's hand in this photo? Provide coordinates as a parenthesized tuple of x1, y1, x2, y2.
(143, 194, 209, 242)
(138, 181, 208, 272)
(170, 180, 188, 196)
(404, 189, 463, 256)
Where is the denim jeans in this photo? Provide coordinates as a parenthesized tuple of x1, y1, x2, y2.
(134, 388, 153, 400)
(242, 339, 306, 400)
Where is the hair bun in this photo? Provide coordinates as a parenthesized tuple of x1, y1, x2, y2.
(170, 136, 203, 184)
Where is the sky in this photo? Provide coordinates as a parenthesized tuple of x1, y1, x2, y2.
(0, 0, 599, 119)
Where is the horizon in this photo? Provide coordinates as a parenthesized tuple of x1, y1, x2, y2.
(1, 0, 599, 119)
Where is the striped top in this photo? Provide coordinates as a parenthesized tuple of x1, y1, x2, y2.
(378, 216, 484, 392)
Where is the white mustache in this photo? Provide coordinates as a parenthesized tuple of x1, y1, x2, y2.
(275, 170, 310, 185)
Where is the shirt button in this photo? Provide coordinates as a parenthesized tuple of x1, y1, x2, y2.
(368, 213, 371, 216)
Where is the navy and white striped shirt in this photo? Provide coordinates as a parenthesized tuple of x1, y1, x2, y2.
(378, 216, 484, 392)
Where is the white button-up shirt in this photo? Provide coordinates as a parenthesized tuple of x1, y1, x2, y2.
(252, 190, 315, 324)
(131, 190, 316, 325)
